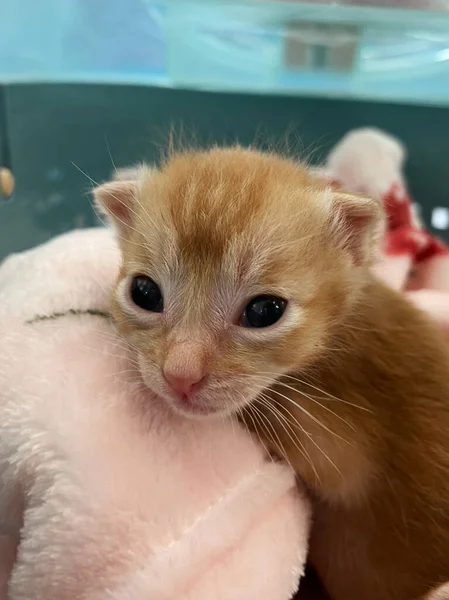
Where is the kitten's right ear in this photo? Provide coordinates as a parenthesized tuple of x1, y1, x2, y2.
(93, 180, 137, 237)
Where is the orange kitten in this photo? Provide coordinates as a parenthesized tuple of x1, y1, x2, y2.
(95, 147, 449, 600)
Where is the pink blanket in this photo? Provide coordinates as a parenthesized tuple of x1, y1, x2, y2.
(0, 228, 310, 599)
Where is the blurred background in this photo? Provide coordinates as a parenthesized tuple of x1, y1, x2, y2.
(1, 0, 449, 259)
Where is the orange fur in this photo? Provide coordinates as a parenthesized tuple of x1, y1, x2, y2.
(95, 147, 449, 600)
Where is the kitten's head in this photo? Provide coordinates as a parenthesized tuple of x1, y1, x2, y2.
(94, 147, 382, 418)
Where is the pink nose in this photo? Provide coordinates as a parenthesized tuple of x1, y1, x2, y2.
(163, 371, 205, 397)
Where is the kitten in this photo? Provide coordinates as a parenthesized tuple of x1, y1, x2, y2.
(94, 147, 449, 600)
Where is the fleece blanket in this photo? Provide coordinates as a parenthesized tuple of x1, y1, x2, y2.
(0, 227, 310, 600)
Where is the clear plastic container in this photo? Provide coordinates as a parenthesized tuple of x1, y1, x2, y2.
(164, 0, 449, 105)
(2, 0, 449, 104)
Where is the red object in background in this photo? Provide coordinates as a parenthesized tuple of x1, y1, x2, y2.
(383, 183, 449, 262)
(330, 177, 449, 262)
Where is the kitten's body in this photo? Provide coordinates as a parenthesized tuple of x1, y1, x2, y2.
(263, 279, 449, 600)
(95, 147, 449, 600)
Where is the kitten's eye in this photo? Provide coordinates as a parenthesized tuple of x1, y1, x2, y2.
(240, 295, 287, 328)
(130, 275, 163, 312)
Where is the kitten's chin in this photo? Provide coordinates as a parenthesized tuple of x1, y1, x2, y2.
(168, 398, 232, 420)
(140, 374, 238, 420)
(153, 388, 239, 420)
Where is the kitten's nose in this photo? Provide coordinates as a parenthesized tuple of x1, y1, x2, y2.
(163, 341, 208, 398)
(163, 371, 205, 397)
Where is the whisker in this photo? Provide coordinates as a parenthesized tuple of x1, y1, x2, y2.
(109, 368, 141, 378)
(246, 401, 283, 459)
(256, 395, 320, 484)
(250, 371, 371, 412)
(104, 134, 118, 174)
(277, 384, 356, 432)
(71, 161, 100, 187)
(80, 345, 138, 365)
(262, 393, 343, 476)
(225, 406, 238, 445)
(263, 394, 341, 477)
(266, 387, 353, 447)
(89, 333, 138, 356)
(237, 402, 273, 464)
(344, 322, 380, 334)
(241, 384, 336, 476)
(238, 374, 355, 442)
(250, 403, 292, 468)
(252, 375, 356, 432)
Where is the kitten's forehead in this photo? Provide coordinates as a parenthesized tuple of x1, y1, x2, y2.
(135, 147, 331, 281)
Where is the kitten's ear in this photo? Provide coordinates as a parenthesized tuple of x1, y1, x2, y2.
(93, 180, 137, 236)
(331, 191, 384, 266)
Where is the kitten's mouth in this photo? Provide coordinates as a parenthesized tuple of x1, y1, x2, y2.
(161, 386, 241, 419)
(170, 394, 221, 418)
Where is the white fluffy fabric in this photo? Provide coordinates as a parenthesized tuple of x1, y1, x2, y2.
(0, 228, 310, 600)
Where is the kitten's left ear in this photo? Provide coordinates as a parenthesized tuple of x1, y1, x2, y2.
(93, 179, 137, 237)
(331, 191, 384, 266)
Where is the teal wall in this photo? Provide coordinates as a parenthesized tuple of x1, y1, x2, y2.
(1, 83, 448, 259)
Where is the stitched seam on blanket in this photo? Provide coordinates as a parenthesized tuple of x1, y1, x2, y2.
(25, 309, 111, 324)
